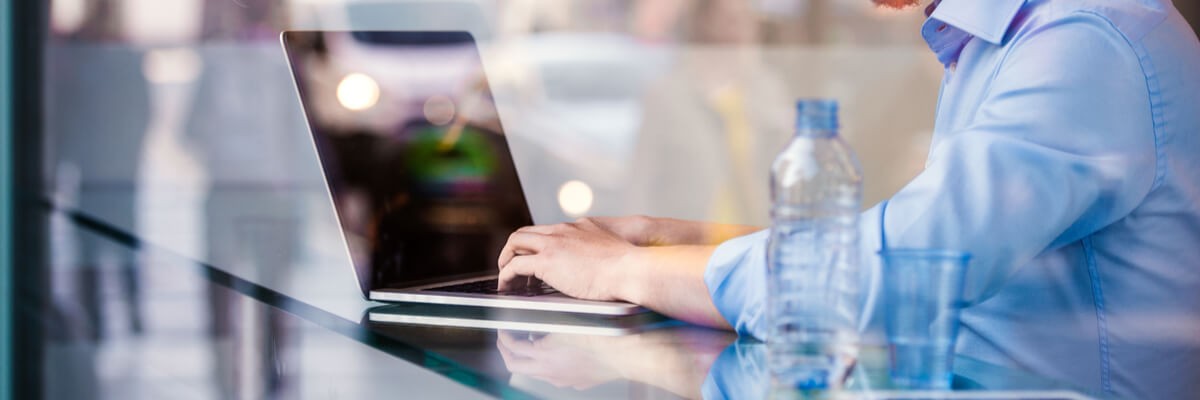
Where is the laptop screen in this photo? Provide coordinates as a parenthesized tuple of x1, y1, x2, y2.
(282, 31, 533, 293)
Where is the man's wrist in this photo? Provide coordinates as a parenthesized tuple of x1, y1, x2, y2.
(632, 215, 665, 246)
(642, 217, 702, 246)
(612, 245, 652, 304)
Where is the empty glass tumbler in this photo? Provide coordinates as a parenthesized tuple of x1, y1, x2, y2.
(881, 249, 971, 390)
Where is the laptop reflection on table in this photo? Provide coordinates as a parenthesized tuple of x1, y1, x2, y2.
(366, 303, 675, 336)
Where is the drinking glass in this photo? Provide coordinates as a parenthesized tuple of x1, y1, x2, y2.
(880, 249, 970, 390)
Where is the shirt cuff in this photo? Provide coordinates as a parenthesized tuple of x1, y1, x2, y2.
(703, 229, 770, 339)
(702, 203, 887, 343)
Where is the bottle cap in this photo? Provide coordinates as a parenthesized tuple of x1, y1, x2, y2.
(795, 99, 839, 133)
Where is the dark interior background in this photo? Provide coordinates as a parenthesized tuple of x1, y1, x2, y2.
(1178, 0, 1200, 38)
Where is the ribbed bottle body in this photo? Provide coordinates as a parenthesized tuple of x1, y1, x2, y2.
(766, 100, 863, 390)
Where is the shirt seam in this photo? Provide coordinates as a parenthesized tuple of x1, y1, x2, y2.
(1082, 236, 1112, 393)
(1079, 9, 1167, 198)
(944, 39, 1008, 126)
(982, 10, 1164, 202)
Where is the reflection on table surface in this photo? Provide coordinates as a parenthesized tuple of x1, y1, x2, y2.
(48, 207, 1096, 399)
(369, 305, 1096, 399)
(35, 26, 1087, 399)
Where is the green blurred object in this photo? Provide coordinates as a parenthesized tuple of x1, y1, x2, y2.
(406, 126, 498, 191)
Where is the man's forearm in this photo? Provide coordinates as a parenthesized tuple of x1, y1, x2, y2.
(615, 245, 732, 330)
(697, 222, 762, 246)
(641, 218, 761, 247)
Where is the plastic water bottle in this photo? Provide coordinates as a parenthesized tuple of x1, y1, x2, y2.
(767, 99, 863, 390)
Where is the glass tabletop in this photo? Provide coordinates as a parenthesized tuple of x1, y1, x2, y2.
(44, 192, 1099, 399)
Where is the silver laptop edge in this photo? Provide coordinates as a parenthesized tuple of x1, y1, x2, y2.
(371, 289, 643, 315)
(369, 311, 652, 336)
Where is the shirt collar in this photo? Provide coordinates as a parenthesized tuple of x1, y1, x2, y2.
(921, 0, 1025, 66)
(927, 0, 1025, 45)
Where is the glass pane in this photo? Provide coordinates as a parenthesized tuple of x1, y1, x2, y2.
(28, 0, 1200, 399)
(40, 0, 940, 335)
(35, 3, 936, 396)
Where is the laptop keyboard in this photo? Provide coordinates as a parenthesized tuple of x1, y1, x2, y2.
(423, 278, 559, 297)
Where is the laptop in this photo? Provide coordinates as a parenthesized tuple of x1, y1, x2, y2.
(281, 30, 644, 316)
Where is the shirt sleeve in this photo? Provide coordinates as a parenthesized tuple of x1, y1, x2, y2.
(877, 13, 1156, 304)
(704, 12, 1157, 339)
(704, 229, 770, 338)
(703, 206, 886, 341)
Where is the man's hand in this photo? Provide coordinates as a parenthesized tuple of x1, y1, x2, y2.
(496, 331, 623, 390)
(496, 328, 735, 397)
(496, 216, 738, 330)
(497, 217, 640, 301)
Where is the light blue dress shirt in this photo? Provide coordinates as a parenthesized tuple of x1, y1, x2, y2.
(703, 0, 1200, 398)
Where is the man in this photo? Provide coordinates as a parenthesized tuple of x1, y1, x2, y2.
(497, 0, 1200, 398)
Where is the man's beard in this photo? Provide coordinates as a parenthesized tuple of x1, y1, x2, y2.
(872, 0, 922, 10)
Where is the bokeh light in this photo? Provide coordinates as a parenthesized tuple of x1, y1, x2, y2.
(50, 0, 87, 35)
(423, 95, 457, 125)
(557, 180, 594, 217)
(336, 73, 381, 111)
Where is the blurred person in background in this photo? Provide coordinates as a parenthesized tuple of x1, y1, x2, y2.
(43, 0, 154, 397)
(183, 0, 303, 397)
(627, 0, 791, 228)
(46, 0, 149, 342)
(629, 0, 687, 43)
(498, 0, 1200, 398)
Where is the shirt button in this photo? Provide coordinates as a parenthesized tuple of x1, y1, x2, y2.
(937, 24, 949, 33)
(949, 61, 958, 72)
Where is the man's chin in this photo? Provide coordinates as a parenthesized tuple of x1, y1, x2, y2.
(872, 0, 922, 10)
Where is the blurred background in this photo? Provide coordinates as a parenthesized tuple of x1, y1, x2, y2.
(3, 0, 1198, 398)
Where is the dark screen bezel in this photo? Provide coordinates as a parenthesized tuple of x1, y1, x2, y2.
(281, 30, 535, 297)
